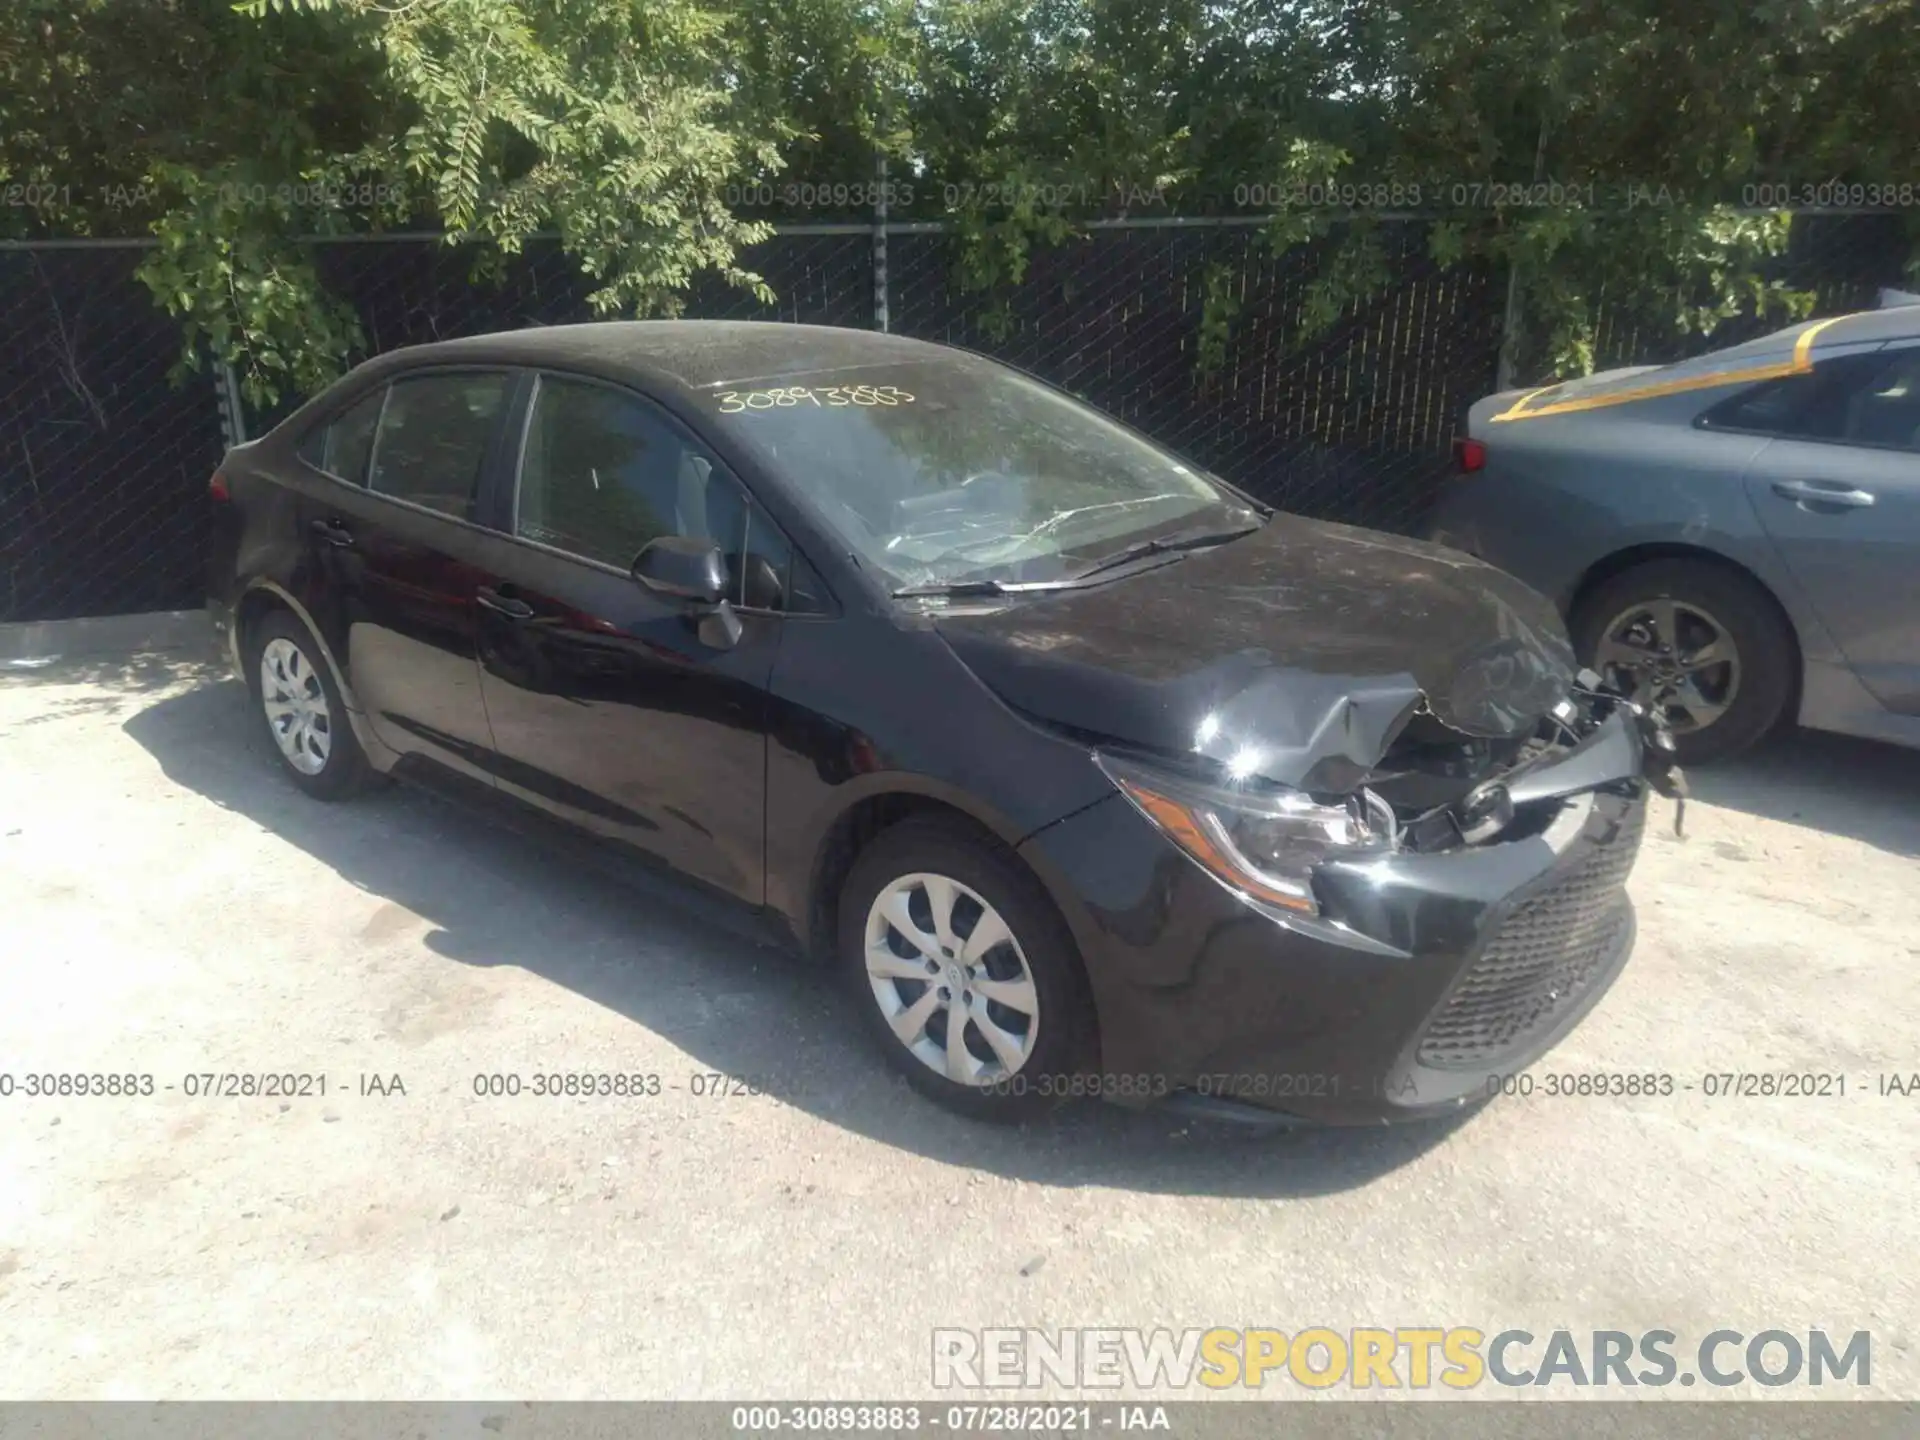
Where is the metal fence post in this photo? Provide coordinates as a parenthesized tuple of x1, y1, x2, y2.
(1495, 263, 1522, 392)
(1496, 118, 1549, 392)
(872, 152, 891, 333)
(213, 358, 246, 449)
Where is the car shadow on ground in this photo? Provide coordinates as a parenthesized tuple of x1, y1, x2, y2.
(1685, 726, 1920, 860)
(116, 673, 1476, 1200)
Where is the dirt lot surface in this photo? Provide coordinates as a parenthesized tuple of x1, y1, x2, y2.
(2, 644, 1917, 1400)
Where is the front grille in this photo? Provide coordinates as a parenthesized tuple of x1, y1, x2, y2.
(1417, 800, 1645, 1071)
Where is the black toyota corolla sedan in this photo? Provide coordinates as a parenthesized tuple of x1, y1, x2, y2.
(208, 320, 1658, 1125)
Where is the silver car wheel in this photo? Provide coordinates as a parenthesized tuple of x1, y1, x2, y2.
(260, 636, 333, 776)
(864, 872, 1040, 1086)
(1593, 598, 1742, 735)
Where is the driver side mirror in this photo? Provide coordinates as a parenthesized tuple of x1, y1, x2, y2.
(631, 535, 728, 606)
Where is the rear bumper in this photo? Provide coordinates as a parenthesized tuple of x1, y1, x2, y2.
(1019, 722, 1648, 1126)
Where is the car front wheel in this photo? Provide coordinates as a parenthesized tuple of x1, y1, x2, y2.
(838, 816, 1096, 1121)
(1572, 558, 1796, 765)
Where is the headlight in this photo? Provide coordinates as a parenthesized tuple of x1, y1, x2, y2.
(1096, 752, 1394, 915)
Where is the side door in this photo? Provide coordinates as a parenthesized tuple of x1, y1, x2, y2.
(1736, 343, 1920, 713)
(472, 371, 798, 902)
(296, 369, 518, 785)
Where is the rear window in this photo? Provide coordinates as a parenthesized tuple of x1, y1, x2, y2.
(1517, 348, 1795, 413)
(1516, 366, 1668, 410)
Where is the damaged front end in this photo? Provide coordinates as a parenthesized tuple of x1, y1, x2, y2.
(1077, 670, 1668, 1121)
(1357, 667, 1687, 858)
(1094, 664, 1676, 945)
(938, 515, 1677, 1118)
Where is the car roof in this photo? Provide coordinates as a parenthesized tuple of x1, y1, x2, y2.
(1489, 304, 1920, 424)
(364, 320, 965, 392)
(1709, 304, 1920, 362)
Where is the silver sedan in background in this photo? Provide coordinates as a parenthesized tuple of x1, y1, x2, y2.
(1429, 298, 1920, 763)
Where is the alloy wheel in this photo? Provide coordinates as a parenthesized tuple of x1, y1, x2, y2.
(863, 872, 1040, 1086)
(260, 636, 333, 775)
(1593, 597, 1742, 735)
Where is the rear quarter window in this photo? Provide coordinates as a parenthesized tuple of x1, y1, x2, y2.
(1698, 375, 1815, 434)
(296, 388, 385, 486)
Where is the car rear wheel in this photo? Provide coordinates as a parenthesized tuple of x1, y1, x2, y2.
(838, 816, 1096, 1121)
(1572, 559, 1795, 765)
(250, 610, 379, 800)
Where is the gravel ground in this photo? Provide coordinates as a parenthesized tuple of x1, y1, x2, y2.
(2, 643, 1917, 1401)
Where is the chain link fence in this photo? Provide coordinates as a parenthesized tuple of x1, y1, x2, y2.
(0, 245, 225, 624)
(2, 213, 1913, 623)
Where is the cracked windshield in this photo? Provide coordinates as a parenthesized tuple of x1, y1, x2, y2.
(706, 354, 1260, 588)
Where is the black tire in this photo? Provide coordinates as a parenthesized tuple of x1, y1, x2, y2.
(247, 609, 380, 800)
(1572, 558, 1796, 766)
(837, 815, 1097, 1122)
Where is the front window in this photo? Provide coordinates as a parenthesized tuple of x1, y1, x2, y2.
(700, 351, 1260, 590)
(515, 374, 812, 611)
(517, 375, 745, 571)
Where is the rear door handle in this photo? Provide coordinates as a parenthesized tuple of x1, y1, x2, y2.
(309, 517, 355, 547)
(475, 586, 535, 620)
(1771, 479, 1876, 509)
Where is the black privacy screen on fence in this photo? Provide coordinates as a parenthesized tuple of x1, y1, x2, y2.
(0, 213, 1911, 623)
(0, 246, 226, 624)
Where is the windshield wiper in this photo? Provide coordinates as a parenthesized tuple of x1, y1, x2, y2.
(889, 578, 1018, 599)
(1070, 519, 1264, 580)
(891, 575, 1105, 599)
(891, 520, 1263, 598)
(890, 518, 1263, 599)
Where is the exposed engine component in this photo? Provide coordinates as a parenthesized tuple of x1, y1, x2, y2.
(1366, 669, 1678, 852)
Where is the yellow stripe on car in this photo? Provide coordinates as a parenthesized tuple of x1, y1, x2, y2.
(1489, 312, 1863, 423)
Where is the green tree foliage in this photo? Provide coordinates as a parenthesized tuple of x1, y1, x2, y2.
(1, 0, 397, 399)
(2, 0, 1916, 400)
(1335, 0, 1919, 374)
(892, 0, 1920, 378)
(2, 0, 799, 403)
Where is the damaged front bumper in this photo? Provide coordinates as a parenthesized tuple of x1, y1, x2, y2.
(1018, 695, 1659, 1126)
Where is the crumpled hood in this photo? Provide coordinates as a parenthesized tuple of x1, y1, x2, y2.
(933, 513, 1576, 793)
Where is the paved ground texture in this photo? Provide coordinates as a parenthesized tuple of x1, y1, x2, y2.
(2, 644, 1917, 1401)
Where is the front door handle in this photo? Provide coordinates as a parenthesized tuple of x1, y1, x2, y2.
(309, 517, 356, 547)
(1771, 479, 1876, 509)
(475, 586, 535, 620)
